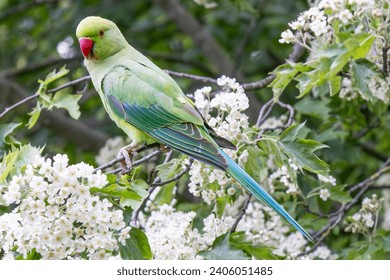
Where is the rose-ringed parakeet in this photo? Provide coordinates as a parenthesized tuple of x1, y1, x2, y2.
(76, 16, 315, 243)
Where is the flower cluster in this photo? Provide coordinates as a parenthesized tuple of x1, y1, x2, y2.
(345, 194, 384, 235)
(267, 160, 299, 194)
(141, 204, 234, 259)
(0, 154, 131, 259)
(142, 199, 336, 259)
(317, 174, 337, 201)
(280, 0, 389, 47)
(189, 76, 250, 204)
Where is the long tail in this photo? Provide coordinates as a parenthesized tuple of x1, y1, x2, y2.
(221, 150, 315, 243)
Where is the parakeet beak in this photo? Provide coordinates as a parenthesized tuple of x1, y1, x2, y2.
(79, 38, 94, 58)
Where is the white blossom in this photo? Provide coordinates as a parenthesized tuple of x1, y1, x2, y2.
(0, 154, 129, 260)
(319, 188, 331, 201)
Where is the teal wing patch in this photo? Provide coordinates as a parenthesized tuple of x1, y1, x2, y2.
(122, 104, 228, 169)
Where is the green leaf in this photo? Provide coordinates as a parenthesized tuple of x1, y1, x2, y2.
(199, 233, 249, 260)
(0, 144, 43, 182)
(42, 66, 69, 86)
(91, 178, 148, 210)
(49, 92, 82, 119)
(0, 150, 18, 183)
(0, 122, 21, 147)
(296, 58, 331, 98)
(294, 98, 330, 120)
(120, 179, 149, 210)
(343, 33, 375, 59)
(15, 248, 42, 260)
(27, 106, 41, 129)
(153, 182, 175, 205)
(329, 185, 352, 203)
(230, 231, 280, 260)
(329, 75, 341, 96)
(90, 184, 143, 200)
(278, 123, 329, 175)
(155, 158, 182, 182)
(350, 59, 380, 102)
(118, 227, 152, 260)
(269, 63, 301, 100)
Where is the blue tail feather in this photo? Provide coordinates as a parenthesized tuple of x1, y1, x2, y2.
(221, 150, 315, 243)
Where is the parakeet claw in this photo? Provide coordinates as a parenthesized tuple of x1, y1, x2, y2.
(119, 147, 133, 174)
(160, 144, 171, 153)
(118, 143, 144, 174)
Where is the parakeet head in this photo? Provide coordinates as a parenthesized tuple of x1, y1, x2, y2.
(76, 16, 127, 61)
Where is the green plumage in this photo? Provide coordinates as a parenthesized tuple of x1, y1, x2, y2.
(76, 16, 315, 243)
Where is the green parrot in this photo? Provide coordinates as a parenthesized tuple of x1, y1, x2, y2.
(76, 16, 315, 243)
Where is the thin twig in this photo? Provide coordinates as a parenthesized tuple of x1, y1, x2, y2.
(242, 74, 276, 90)
(47, 76, 91, 94)
(164, 69, 218, 84)
(256, 99, 274, 128)
(0, 93, 39, 119)
(382, 44, 389, 75)
(230, 194, 252, 233)
(131, 151, 173, 228)
(255, 100, 295, 137)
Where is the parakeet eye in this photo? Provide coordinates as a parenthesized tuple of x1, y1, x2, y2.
(99, 30, 105, 37)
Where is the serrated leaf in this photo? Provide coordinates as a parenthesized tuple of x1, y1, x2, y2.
(0, 122, 21, 147)
(342, 33, 375, 59)
(90, 184, 143, 200)
(278, 123, 329, 175)
(155, 158, 182, 182)
(27, 106, 41, 129)
(49, 92, 82, 119)
(1, 144, 43, 180)
(120, 179, 149, 210)
(350, 59, 380, 102)
(329, 75, 341, 96)
(42, 66, 69, 86)
(118, 227, 152, 260)
(269, 63, 301, 100)
(199, 233, 249, 260)
(0, 150, 18, 183)
(153, 182, 175, 205)
(230, 231, 280, 260)
(296, 58, 331, 98)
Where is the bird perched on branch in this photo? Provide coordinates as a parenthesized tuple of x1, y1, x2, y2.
(76, 16, 315, 243)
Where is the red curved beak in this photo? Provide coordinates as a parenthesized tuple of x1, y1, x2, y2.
(79, 38, 94, 58)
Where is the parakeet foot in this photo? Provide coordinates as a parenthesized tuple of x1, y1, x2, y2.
(118, 143, 144, 174)
(160, 144, 171, 153)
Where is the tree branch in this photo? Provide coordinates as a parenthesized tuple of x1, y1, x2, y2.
(230, 194, 252, 233)
(164, 70, 218, 85)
